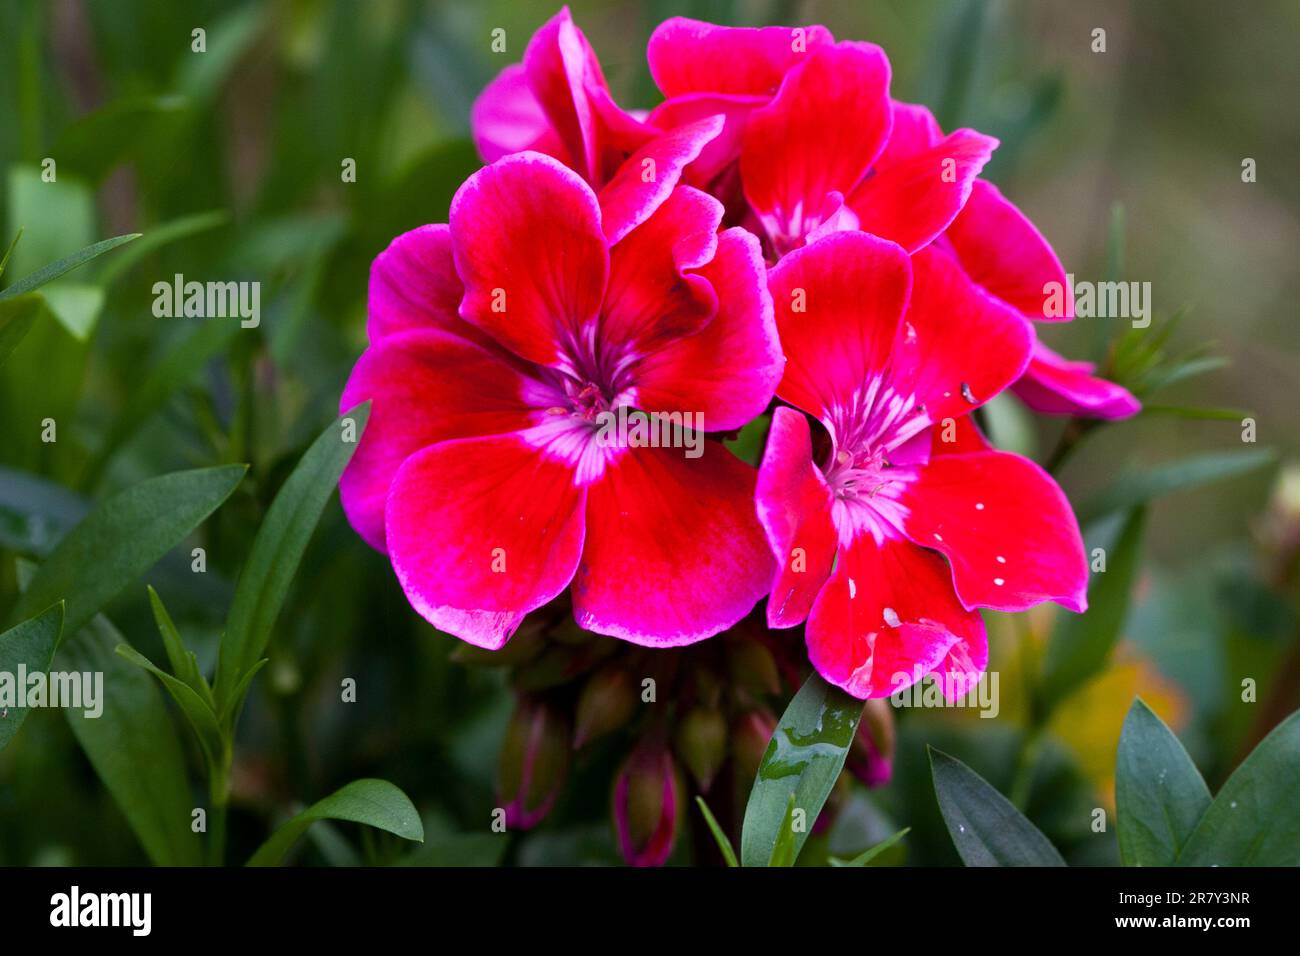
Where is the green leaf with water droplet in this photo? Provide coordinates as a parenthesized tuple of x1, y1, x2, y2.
(929, 747, 1065, 866)
(1176, 708, 1300, 866)
(740, 673, 864, 867)
(1116, 698, 1211, 866)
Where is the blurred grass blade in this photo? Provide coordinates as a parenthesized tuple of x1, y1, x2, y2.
(1116, 698, 1211, 866)
(1076, 449, 1273, 526)
(1177, 709, 1300, 866)
(0, 293, 43, 366)
(0, 603, 64, 753)
(246, 779, 424, 866)
(929, 748, 1066, 866)
(83, 317, 241, 486)
(0, 228, 21, 277)
(830, 827, 911, 867)
(1040, 507, 1146, 709)
(740, 672, 864, 867)
(0, 233, 140, 302)
(60, 616, 204, 866)
(98, 210, 230, 287)
(214, 404, 369, 708)
(694, 796, 738, 867)
(10, 464, 246, 636)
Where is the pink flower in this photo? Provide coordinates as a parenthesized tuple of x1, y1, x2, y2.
(943, 179, 1141, 419)
(756, 232, 1088, 700)
(339, 151, 782, 649)
(646, 19, 998, 257)
(613, 738, 683, 867)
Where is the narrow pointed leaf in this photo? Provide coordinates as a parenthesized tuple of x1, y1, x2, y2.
(10, 464, 246, 636)
(115, 643, 223, 768)
(740, 673, 864, 867)
(0, 233, 140, 302)
(929, 748, 1066, 866)
(1115, 698, 1211, 866)
(694, 797, 738, 868)
(147, 585, 211, 705)
(830, 827, 911, 867)
(0, 293, 43, 366)
(246, 779, 423, 866)
(215, 404, 368, 706)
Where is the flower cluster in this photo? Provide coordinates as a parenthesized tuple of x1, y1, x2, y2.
(339, 8, 1138, 862)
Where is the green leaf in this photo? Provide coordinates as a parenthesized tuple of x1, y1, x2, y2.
(0, 228, 21, 278)
(115, 643, 223, 770)
(1177, 709, 1300, 866)
(1039, 507, 1146, 709)
(9, 465, 246, 637)
(98, 210, 230, 288)
(1076, 450, 1274, 527)
(1116, 698, 1211, 866)
(929, 748, 1066, 866)
(0, 233, 140, 303)
(214, 405, 369, 709)
(830, 827, 911, 867)
(60, 616, 203, 866)
(0, 603, 64, 753)
(694, 796, 738, 867)
(247, 779, 424, 866)
(147, 586, 211, 705)
(0, 465, 88, 556)
(0, 292, 42, 366)
(767, 794, 800, 867)
(740, 673, 864, 867)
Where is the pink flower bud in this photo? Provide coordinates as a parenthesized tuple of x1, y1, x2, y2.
(612, 739, 683, 867)
(497, 697, 570, 830)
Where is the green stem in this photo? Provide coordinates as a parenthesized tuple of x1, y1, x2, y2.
(207, 741, 232, 866)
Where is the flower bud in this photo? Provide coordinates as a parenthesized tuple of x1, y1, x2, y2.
(847, 698, 895, 787)
(497, 697, 570, 829)
(612, 739, 683, 866)
(674, 706, 727, 791)
(573, 665, 637, 747)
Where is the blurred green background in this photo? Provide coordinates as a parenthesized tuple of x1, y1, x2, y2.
(0, 0, 1296, 866)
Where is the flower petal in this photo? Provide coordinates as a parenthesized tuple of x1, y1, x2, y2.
(572, 444, 773, 646)
(647, 18, 834, 98)
(1012, 339, 1141, 419)
(338, 329, 541, 553)
(767, 230, 912, 420)
(892, 245, 1033, 424)
(450, 151, 608, 367)
(368, 225, 470, 343)
(900, 449, 1089, 613)
(945, 179, 1072, 321)
(647, 93, 766, 187)
(805, 533, 985, 699)
(630, 227, 782, 431)
(598, 115, 724, 245)
(756, 406, 837, 628)
(523, 7, 651, 185)
(740, 42, 892, 251)
(386, 434, 587, 649)
(849, 126, 997, 254)
(470, 63, 555, 164)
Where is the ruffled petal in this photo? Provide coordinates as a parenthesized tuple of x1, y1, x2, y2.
(874, 100, 943, 165)
(1012, 339, 1141, 419)
(470, 64, 554, 164)
(598, 115, 724, 245)
(945, 179, 1072, 321)
(629, 227, 782, 431)
(523, 7, 651, 185)
(756, 406, 837, 628)
(647, 93, 766, 187)
(338, 329, 542, 553)
(572, 444, 773, 646)
(368, 225, 471, 343)
(805, 533, 986, 699)
(647, 17, 834, 98)
(740, 42, 892, 252)
(767, 230, 912, 420)
(386, 434, 587, 649)
(849, 127, 997, 254)
(901, 449, 1089, 613)
(891, 245, 1033, 424)
(449, 152, 608, 367)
